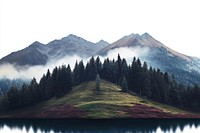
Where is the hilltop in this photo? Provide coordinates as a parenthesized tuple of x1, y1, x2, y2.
(0, 80, 198, 118)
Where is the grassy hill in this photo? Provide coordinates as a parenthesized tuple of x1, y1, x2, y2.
(0, 80, 199, 118)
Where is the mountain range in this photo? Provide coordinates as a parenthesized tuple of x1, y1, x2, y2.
(0, 33, 200, 85)
(0, 34, 109, 66)
(97, 33, 200, 85)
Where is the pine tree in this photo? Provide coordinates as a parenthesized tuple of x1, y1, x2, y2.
(102, 58, 116, 83)
(128, 57, 137, 91)
(121, 59, 128, 78)
(66, 65, 72, 92)
(55, 65, 72, 97)
(73, 60, 79, 85)
(78, 60, 85, 83)
(19, 84, 31, 106)
(29, 78, 39, 102)
(141, 62, 151, 98)
(96, 56, 102, 74)
(115, 54, 122, 84)
(42, 69, 52, 99)
(150, 69, 161, 102)
(51, 66, 58, 95)
(6, 86, 20, 109)
(85, 57, 97, 81)
(121, 77, 128, 92)
(131, 58, 142, 94)
(55, 66, 66, 98)
(96, 74, 100, 92)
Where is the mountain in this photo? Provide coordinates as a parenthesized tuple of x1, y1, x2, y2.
(97, 33, 191, 60)
(47, 34, 109, 59)
(0, 33, 200, 85)
(96, 40, 110, 47)
(0, 34, 109, 66)
(96, 33, 200, 85)
(0, 80, 198, 118)
(0, 41, 48, 66)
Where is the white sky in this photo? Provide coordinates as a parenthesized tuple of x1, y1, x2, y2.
(0, 0, 200, 58)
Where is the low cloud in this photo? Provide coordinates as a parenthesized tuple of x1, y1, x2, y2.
(0, 46, 150, 82)
(99, 46, 150, 64)
(0, 55, 86, 82)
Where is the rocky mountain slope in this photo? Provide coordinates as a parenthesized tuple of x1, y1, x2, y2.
(96, 33, 200, 85)
(0, 34, 109, 66)
(0, 33, 200, 85)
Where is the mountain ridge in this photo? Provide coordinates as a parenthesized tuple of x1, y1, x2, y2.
(0, 34, 109, 66)
(96, 33, 191, 61)
(95, 33, 200, 85)
(0, 33, 200, 85)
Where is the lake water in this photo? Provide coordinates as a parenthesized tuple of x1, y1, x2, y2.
(0, 119, 200, 133)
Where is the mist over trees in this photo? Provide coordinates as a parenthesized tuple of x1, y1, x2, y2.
(0, 55, 200, 111)
(0, 78, 26, 95)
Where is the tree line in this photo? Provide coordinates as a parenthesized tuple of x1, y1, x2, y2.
(0, 54, 200, 111)
(0, 65, 72, 110)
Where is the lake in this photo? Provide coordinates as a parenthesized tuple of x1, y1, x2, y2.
(0, 119, 200, 133)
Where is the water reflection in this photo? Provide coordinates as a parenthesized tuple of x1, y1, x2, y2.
(0, 119, 200, 133)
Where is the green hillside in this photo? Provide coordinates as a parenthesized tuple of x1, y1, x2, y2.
(0, 80, 198, 118)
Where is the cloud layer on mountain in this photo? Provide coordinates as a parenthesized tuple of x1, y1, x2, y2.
(0, 55, 83, 81)
(0, 33, 200, 86)
(102, 46, 149, 63)
(0, 46, 149, 82)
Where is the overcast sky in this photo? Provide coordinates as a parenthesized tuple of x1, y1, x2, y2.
(0, 0, 200, 58)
